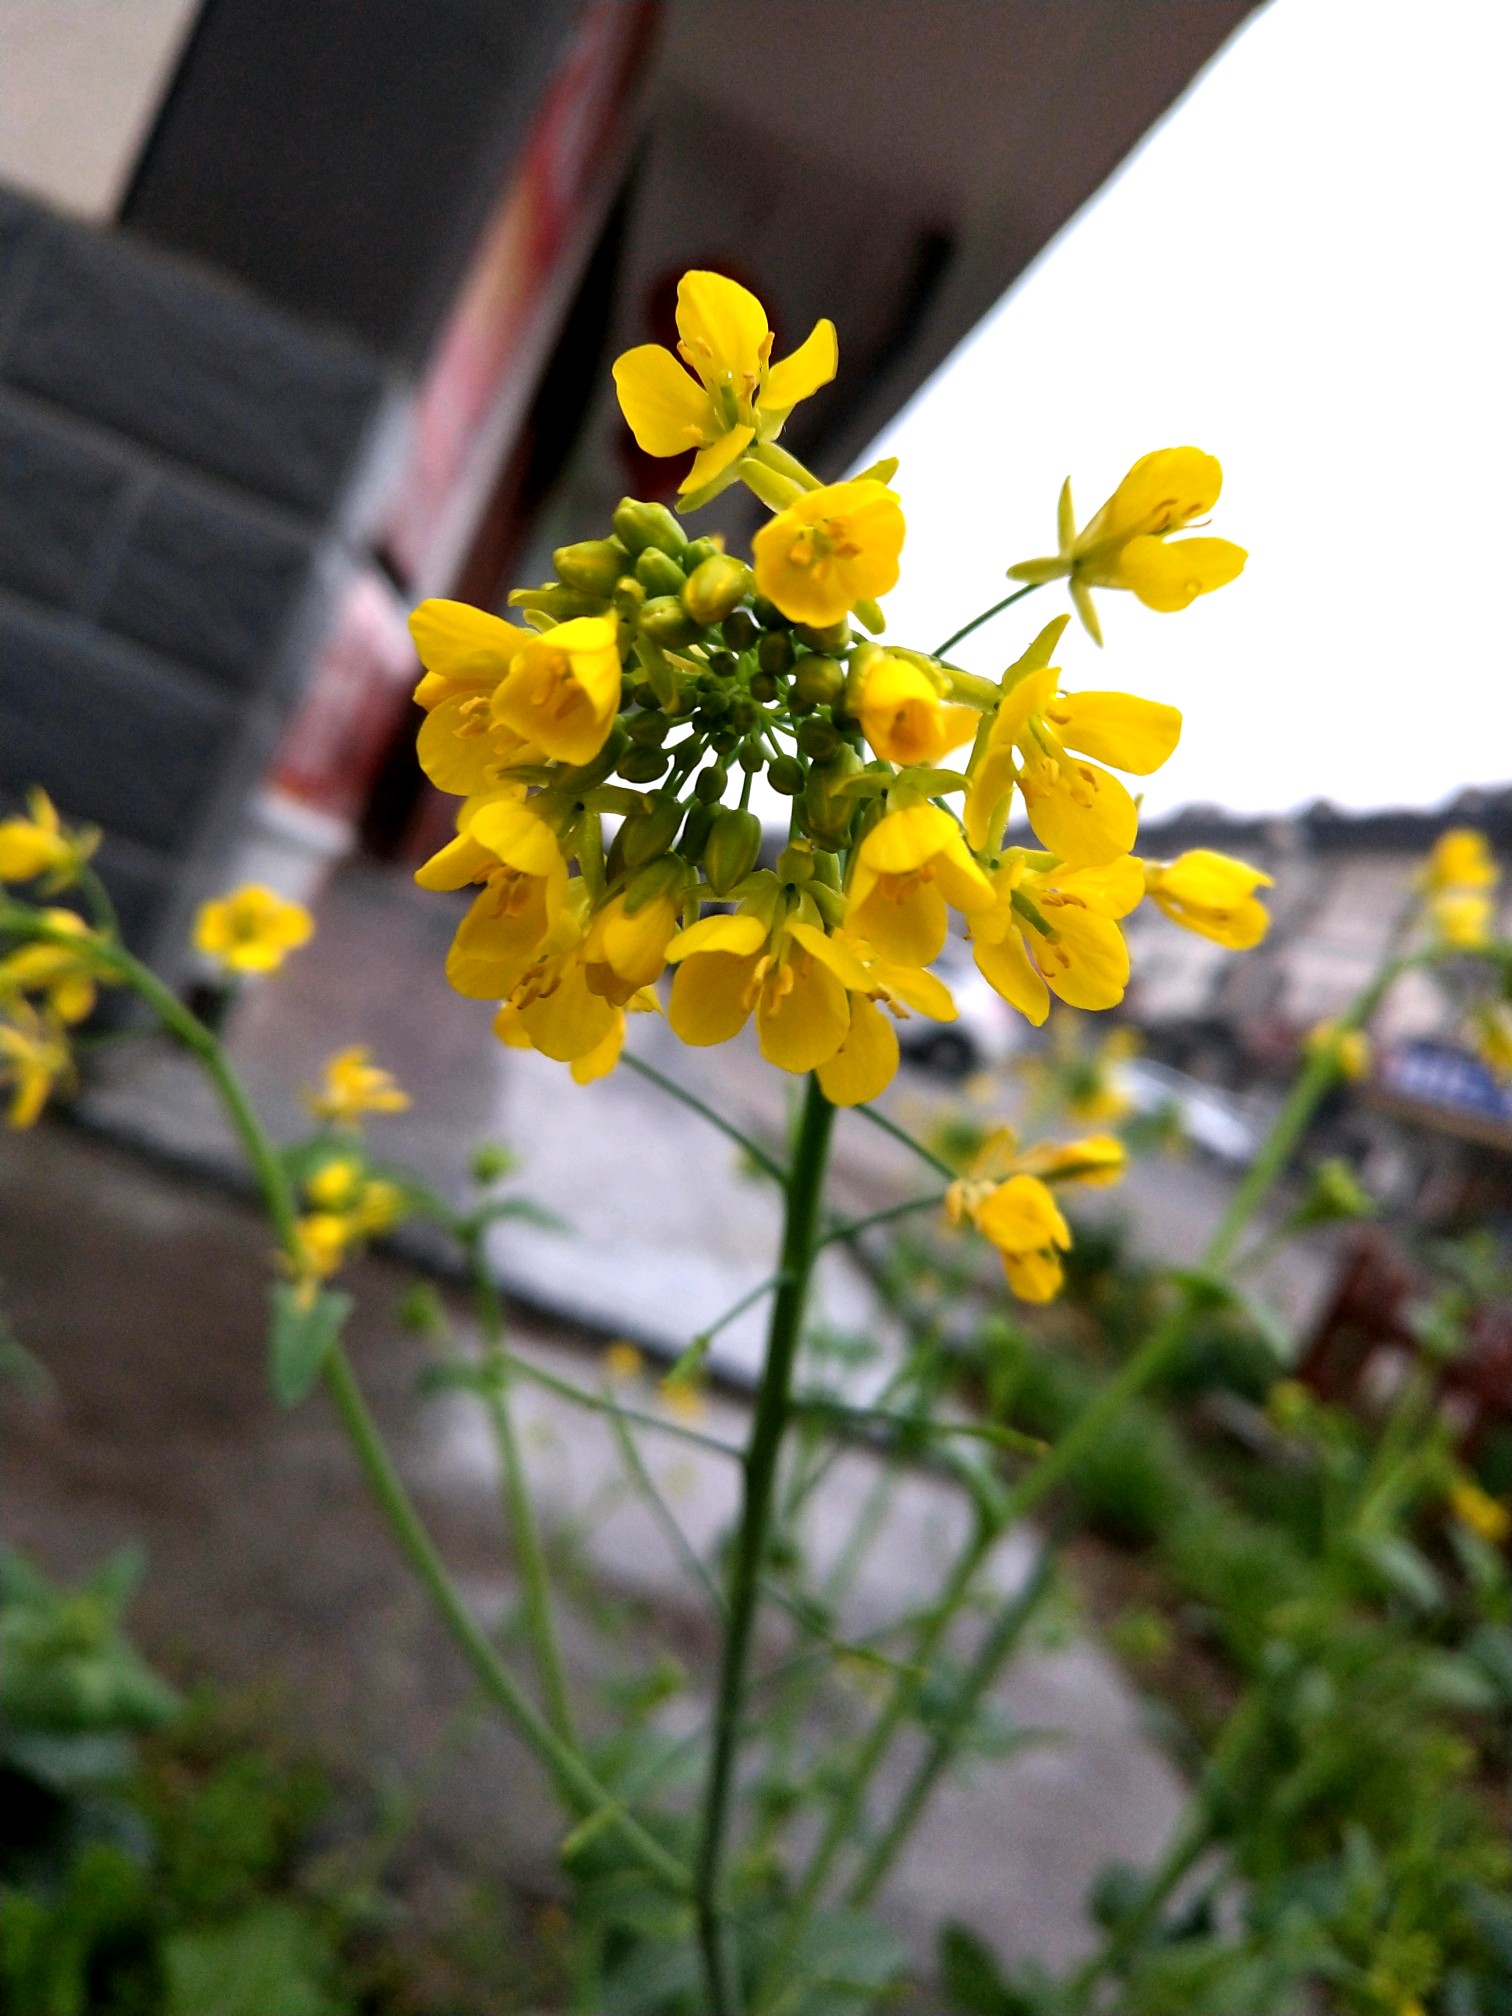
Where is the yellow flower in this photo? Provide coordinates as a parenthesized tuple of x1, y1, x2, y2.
(1470, 1002, 1512, 1081)
(603, 1341, 645, 1382)
(1431, 889, 1493, 950)
(1305, 1020, 1372, 1081)
(855, 653, 978, 767)
(0, 788, 100, 888)
(0, 1001, 73, 1128)
(489, 616, 622, 767)
(305, 1156, 366, 1210)
(845, 805, 995, 967)
(581, 887, 681, 1007)
(612, 269, 837, 498)
(1013, 1133, 1127, 1187)
(0, 911, 106, 1024)
(423, 800, 569, 1001)
(966, 1173, 1072, 1303)
(292, 1211, 351, 1281)
(1420, 828, 1498, 893)
(665, 908, 851, 1075)
(964, 627, 1181, 863)
(751, 479, 905, 627)
(1142, 850, 1272, 949)
(661, 1377, 707, 1422)
(971, 854, 1143, 1025)
(1009, 447, 1247, 645)
(492, 886, 658, 1075)
(193, 885, 314, 975)
(409, 601, 538, 796)
(1450, 1477, 1510, 1546)
(304, 1046, 410, 1125)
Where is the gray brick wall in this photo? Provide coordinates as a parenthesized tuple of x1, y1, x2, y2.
(0, 186, 391, 962)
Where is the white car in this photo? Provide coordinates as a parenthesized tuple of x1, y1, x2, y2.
(1116, 1056, 1263, 1165)
(897, 933, 1020, 1076)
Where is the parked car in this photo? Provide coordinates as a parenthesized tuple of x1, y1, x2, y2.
(1118, 1056, 1263, 1165)
(898, 934, 1021, 1076)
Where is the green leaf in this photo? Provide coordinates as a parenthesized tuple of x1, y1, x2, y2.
(268, 1285, 352, 1408)
(163, 1902, 343, 2016)
(938, 1919, 1037, 2014)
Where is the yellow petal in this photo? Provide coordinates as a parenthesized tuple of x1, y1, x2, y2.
(675, 270, 770, 392)
(1037, 904, 1129, 1011)
(515, 960, 618, 1061)
(571, 1015, 626, 1085)
(1083, 448, 1224, 548)
(847, 877, 949, 968)
(1048, 691, 1182, 776)
(417, 691, 508, 796)
(975, 1173, 1070, 1254)
(756, 953, 849, 1073)
(667, 913, 767, 962)
(875, 957, 957, 1022)
(1021, 760, 1138, 868)
(409, 599, 522, 680)
(974, 927, 1050, 1025)
(491, 617, 622, 766)
(446, 882, 553, 999)
(414, 830, 493, 891)
(786, 917, 873, 993)
(468, 800, 566, 877)
(758, 318, 838, 417)
(817, 996, 898, 1106)
(679, 424, 756, 497)
(1053, 857, 1146, 920)
(612, 344, 716, 455)
(668, 950, 759, 1046)
(1115, 535, 1246, 612)
(1002, 1246, 1065, 1303)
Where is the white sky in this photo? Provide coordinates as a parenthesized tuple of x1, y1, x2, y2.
(865, 0, 1511, 821)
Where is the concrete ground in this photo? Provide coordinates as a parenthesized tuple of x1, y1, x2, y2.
(1, 1119, 1187, 1985)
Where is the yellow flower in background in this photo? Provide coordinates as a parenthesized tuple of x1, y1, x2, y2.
(428, 800, 569, 1002)
(0, 789, 100, 889)
(489, 617, 622, 767)
(193, 885, 314, 975)
(1009, 447, 1247, 644)
(855, 653, 978, 767)
(751, 479, 904, 627)
(971, 854, 1143, 1025)
(304, 1046, 410, 1126)
(0, 910, 106, 1025)
(1421, 828, 1499, 893)
(1431, 890, 1493, 951)
(292, 1211, 350, 1282)
(1305, 1019, 1372, 1082)
(963, 626, 1181, 864)
(603, 1341, 645, 1382)
(1143, 850, 1272, 949)
(846, 805, 995, 967)
(1012, 1133, 1127, 1187)
(946, 1126, 1124, 1302)
(0, 1001, 73, 1128)
(1450, 1477, 1510, 1546)
(612, 269, 837, 497)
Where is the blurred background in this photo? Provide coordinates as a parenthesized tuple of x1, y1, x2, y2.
(2, 1, 1509, 2003)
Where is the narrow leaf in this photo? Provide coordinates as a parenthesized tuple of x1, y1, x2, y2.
(268, 1284, 352, 1407)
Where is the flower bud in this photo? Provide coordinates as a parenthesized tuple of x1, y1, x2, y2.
(621, 792, 685, 869)
(614, 576, 647, 621)
(737, 734, 765, 771)
(749, 670, 779, 703)
(618, 745, 671, 783)
(680, 800, 717, 863)
(797, 715, 841, 760)
(803, 744, 860, 844)
(684, 553, 753, 627)
(636, 547, 689, 598)
(704, 808, 763, 894)
(553, 537, 628, 595)
(768, 754, 805, 796)
(704, 648, 738, 679)
(752, 595, 787, 629)
(757, 630, 794, 677)
(613, 497, 688, 558)
(776, 840, 815, 885)
(681, 535, 724, 571)
(693, 763, 729, 804)
(507, 584, 606, 619)
(627, 710, 669, 747)
(640, 595, 702, 648)
(722, 610, 758, 653)
(797, 618, 850, 654)
(624, 852, 687, 914)
(792, 654, 844, 710)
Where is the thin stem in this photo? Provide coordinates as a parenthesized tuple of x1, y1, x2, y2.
(623, 1051, 787, 1184)
(816, 1191, 946, 1249)
(933, 580, 1042, 659)
(850, 1100, 957, 1180)
(604, 1387, 726, 1615)
(847, 1539, 1060, 1907)
(697, 1075, 836, 2016)
(462, 1227, 576, 1745)
(508, 1353, 743, 1460)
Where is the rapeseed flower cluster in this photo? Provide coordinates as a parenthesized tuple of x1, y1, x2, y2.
(288, 1047, 412, 1298)
(407, 270, 1266, 1296)
(1419, 827, 1500, 952)
(0, 795, 109, 1127)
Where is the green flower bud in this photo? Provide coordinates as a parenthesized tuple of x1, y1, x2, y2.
(728, 695, 756, 730)
(710, 728, 741, 757)
(614, 576, 647, 621)
(792, 654, 844, 710)
(757, 630, 794, 677)
(737, 735, 765, 772)
(749, 670, 779, 703)
(704, 648, 738, 679)
(613, 497, 688, 558)
(635, 547, 689, 598)
(697, 689, 731, 721)
(797, 618, 851, 653)
(683, 552, 753, 627)
(752, 595, 787, 629)
(776, 840, 816, 885)
(553, 537, 628, 595)
(624, 851, 687, 913)
(804, 744, 860, 844)
(627, 710, 669, 747)
(705, 808, 763, 895)
(470, 1142, 519, 1184)
(681, 535, 723, 571)
(722, 610, 758, 653)
(843, 640, 886, 722)
(680, 799, 717, 863)
(639, 595, 702, 648)
(768, 754, 805, 796)
(693, 763, 729, 804)
(507, 584, 606, 619)
(620, 792, 685, 869)
(797, 715, 840, 761)
(631, 680, 660, 709)
(618, 745, 671, 784)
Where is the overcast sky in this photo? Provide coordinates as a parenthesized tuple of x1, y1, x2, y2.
(866, 0, 1510, 822)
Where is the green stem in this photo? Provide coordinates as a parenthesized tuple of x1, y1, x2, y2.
(604, 1388, 726, 1615)
(697, 1075, 835, 2016)
(816, 1191, 946, 1249)
(623, 1051, 787, 1184)
(463, 1226, 576, 1745)
(847, 1538, 1060, 1908)
(507, 1353, 743, 1459)
(851, 1100, 957, 1179)
(933, 580, 1041, 659)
